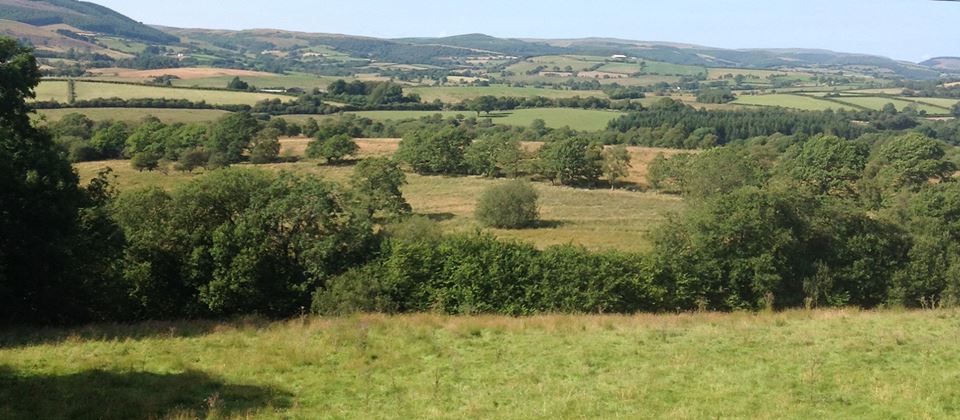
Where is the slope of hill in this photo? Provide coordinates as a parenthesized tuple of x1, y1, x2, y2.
(0, 18, 130, 58)
(0, 0, 177, 43)
(398, 33, 564, 57)
(921, 57, 960, 72)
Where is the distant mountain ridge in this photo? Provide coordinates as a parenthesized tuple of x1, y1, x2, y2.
(0, 0, 955, 79)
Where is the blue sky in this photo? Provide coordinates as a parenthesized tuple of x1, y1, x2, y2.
(91, 0, 959, 62)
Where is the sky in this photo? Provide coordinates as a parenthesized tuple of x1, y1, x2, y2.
(90, 0, 960, 62)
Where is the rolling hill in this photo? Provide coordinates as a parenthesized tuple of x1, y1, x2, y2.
(0, 0, 954, 80)
(0, 0, 177, 43)
(921, 57, 960, 72)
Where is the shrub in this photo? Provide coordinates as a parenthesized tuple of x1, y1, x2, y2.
(475, 181, 539, 229)
(175, 148, 209, 172)
(311, 262, 399, 315)
(130, 152, 160, 171)
(307, 133, 358, 164)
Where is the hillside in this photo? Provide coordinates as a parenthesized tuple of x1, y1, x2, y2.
(0, 0, 177, 43)
(921, 57, 960, 72)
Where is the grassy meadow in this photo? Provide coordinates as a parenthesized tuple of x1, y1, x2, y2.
(281, 108, 626, 131)
(34, 81, 291, 106)
(74, 138, 685, 252)
(2, 309, 959, 418)
(827, 96, 953, 115)
(733, 94, 851, 111)
(35, 108, 231, 123)
(406, 85, 607, 103)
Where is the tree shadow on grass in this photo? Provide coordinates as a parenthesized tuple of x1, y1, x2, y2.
(534, 219, 567, 229)
(423, 212, 456, 222)
(0, 366, 290, 420)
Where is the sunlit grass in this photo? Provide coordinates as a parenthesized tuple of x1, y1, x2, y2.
(2, 310, 958, 418)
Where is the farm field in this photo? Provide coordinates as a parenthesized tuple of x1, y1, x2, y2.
(348, 108, 625, 131)
(74, 139, 684, 252)
(828, 96, 951, 114)
(733, 94, 851, 111)
(2, 310, 959, 418)
(906, 97, 960, 109)
(705, 68, 812, 80)
(35, 108, 230, 123)
(284, 108, 626, 131)
(170, 73, 350, 90)
(34, 81, 291, 106)
(406, 85, 607, 102)
(599, 61, 705, 76)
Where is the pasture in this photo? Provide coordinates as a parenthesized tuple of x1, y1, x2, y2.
(406, 85, 607, 103)
(732, 94, 850, 111)
(74, 138, 684, 252)
(599, 61, 705, 76)
(34, 81, 291, 106)
(1, 310, 958, 418)
(35, 108, 230, 124)
(828, 96, 951, 115)
(282, 108, 626, 131)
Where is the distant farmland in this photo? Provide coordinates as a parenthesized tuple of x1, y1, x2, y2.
(35, 108, 230, 123)
(34, 81, 291, 106)
(732, 94, 849, 111)
(406, 85, 608, 103)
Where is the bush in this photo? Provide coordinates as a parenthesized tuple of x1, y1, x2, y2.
(174, 148, 209, 172)
(130, 152, 160, 171)
(311, 262, 399, 315)
(307, 133, 358, 164)
(475, 181, 539, 229)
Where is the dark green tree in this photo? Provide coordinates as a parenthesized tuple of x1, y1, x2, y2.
(778, 135, 868, 198)
(536, 136, 603, 186)
(205, 112, 260, 164)
(0, 37, 123, 323)
(307, 133, 358, 164)
(226, 76, 249, 91)
(249, 128, 281, 164)
(465, 134, 525, 178)
(350, 157, 411, 219)
(396, 126, 472, 174)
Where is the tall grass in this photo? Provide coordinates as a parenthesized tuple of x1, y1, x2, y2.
(2, 310, 959, 418)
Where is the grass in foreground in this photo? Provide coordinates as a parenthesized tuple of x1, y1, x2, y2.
(1, 310, 958, 419)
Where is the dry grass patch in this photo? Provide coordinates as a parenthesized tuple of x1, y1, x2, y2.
(87, 67, 278, 80)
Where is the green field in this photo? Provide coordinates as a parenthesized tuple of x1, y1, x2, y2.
(733, 94, 851, 111)
(829, 96, 950, 115)
(903, 96, 960, 109)
(345, 108, 623, 131)
(706, 68, 809, 80)
(407, 85, 607, 103)
(34, 81, 291, 106)
(168, 72, 342, 90)
(35, 108, 230, 123)
(2, 310, 958, 418)
(507, 55, 605, 74)
(599, 61, 705, 76)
